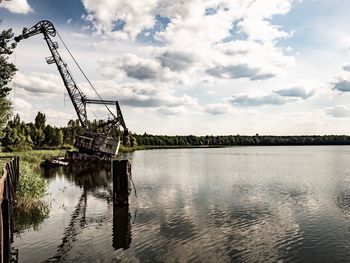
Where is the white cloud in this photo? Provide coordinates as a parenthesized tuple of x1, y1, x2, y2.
(12, 71, 199, 111)
(205, 103, 231, 115)
(238, 17, 291, 42)
(332, 78, 350, 92)
(44, 109, 75, 125)
(230, 94, 291, 107)
(342, 64, 350, 72)
(81, 80, 199, 110)
(326, 105, 350, 118)
(15, 0, 350, 134)
(207, 64, 275, 81)
(274, 86, 315, 99)
(82, 0, 296, 86)
(157, 106, 187, 116)
(99, 53, 165, 81)
(81, 0, 294, 43)
(81, 0, 157, 38)
(12, 97, 32, 111)
(12, 72, 62, 96)
(0, 0, 32, 14)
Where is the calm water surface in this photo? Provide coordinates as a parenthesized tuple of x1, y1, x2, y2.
(14, 146, 350, 262)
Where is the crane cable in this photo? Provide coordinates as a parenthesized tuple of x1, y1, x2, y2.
(56, 31, 116, 119)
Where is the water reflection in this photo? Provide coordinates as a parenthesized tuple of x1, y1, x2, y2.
(112, 205, 132, 251)
(42, 163, 111, 187)
(40, 164, 133, 262)
(15, 201, 50, 233)
(13, 147, 350, 262)
(45, 191, 88, 262)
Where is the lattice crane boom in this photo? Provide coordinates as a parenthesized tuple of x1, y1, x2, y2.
(14, 20, 128, 135)
(15, 20, 129, 159)
(15, 20, 88, 128)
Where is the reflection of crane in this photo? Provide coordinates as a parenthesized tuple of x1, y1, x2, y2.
(43, 166, 132, 261)
(14, 20, 128, 160)
(45, 191, 88, 262)
(45, 190, 131, 261)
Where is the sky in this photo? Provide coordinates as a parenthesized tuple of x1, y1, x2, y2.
(1, 0, 350, 135)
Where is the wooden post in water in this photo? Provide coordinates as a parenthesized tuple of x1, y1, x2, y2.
(0, 157, 20, 263)
(112, 204, 131, 250)
(2, 180, 10, 263)
(112, 160, 131, 206)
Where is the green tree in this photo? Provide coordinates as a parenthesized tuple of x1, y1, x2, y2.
(0, 26, 17, 98)
(44, 124, 54, 146)
(56, 129, 64, 147)
(0, 99, 11, 139)
(0, 24, 17, 148)
(35, 112, 46, 130)
(129, 135, 137, 147)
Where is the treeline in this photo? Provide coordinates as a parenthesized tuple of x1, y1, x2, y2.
(134, 133, 350, 146)
(0, 112, 124, 151)
(2, 113, 76, 151)
(2, 112, 350, 152)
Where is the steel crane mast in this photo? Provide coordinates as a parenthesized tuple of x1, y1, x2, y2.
(15, 20, 88, 127)
(14, 20, 128, 159)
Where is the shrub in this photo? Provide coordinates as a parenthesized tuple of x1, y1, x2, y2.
(17, 161, 47, 201)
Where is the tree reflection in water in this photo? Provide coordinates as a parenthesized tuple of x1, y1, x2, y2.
(15, 201, 50, 234)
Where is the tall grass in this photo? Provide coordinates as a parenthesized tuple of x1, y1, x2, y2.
(15, 161, 50, 232)
(17, 162, 47, 199)
(0, 149, 66, 169)
(0, 150, 56, 231)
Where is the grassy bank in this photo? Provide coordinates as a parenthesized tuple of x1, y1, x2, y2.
(0, 150, 54, 228)
(15, 161, 49, 232)
(0, 149, 66, 169)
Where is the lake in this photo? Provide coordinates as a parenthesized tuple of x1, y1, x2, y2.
(13, 146, 350, 262)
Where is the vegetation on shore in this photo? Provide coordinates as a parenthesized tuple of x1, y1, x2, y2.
(0, 151, 50, 232)
(15, 161, 49, 233)
(0, 149, 66, 168)
(3, 112, 350, 156)
(16, 162, 48, 215)
(134, 133, 350, 147)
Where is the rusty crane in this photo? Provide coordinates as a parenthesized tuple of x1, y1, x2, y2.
(14, 20, 128, 160)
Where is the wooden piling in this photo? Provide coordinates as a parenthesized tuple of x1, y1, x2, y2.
(0, 157, 20, 263)
(112, 204, 131, 250)
(112, 160, 131, 206)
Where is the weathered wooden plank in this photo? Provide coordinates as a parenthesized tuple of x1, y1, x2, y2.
(0, 167, 5, 263)
(2, 185, 10, 263)
(113, 160, 132, 206)
(0, 158, 19, 263)
(0, 167, 7, 205)
(5, 164, 15, 206)
(1, 205, 3, 263)
(112, 204, 131, 250)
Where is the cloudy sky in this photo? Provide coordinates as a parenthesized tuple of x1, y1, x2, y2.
(1, 0, 350, 135)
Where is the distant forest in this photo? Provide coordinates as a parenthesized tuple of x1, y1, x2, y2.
(2, 112, 350, 152)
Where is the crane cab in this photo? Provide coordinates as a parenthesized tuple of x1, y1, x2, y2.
(74, 130, 120, 160)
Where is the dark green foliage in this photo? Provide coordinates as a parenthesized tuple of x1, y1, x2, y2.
(15, 201, 49, 233)
(18, 161, 47, 199)
(15, 161, 49, 233)
(133, 133, 350, 147)
(3, 111, 350, 152)
(0, 25, 17, 145)
(0, 98, 11, 139)
(0, 26, 17, 98)
(35, 111, 46, 130)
